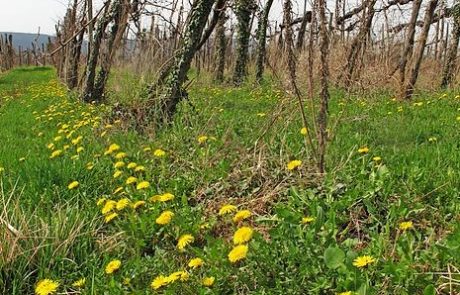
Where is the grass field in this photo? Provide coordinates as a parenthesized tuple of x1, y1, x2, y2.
(0, 67, 459, 294)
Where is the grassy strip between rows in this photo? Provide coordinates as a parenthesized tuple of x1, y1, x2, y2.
(0, 67, 459, 294)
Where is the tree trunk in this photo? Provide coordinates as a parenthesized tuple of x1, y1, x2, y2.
(398, 0, 422, 94)
(215, 11, 227, 82)
(87, 0, 94, 60)
(296, 11, 310, 49)
(317, 0, 330, 173)
(403, 0, 438, 100)
(92, 0, 130, 100)
(441, 3, 460, 88)
(233, 0, 256, 85)
(81, 1, 112, 103)
(255, 0, 274, 83)
(148, 0, 216, 122)
(340, 0, 376, 88)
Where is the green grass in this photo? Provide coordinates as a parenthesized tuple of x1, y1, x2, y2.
(0, 67, 459, 294)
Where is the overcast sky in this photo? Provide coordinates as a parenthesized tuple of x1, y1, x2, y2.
(0, 0, 70, 34)
(0, 0, 291, 36)
(0, 0, 423, 37)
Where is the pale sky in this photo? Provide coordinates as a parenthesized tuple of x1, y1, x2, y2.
(0, 0, 304, 36)
(0, 0, 422, 37)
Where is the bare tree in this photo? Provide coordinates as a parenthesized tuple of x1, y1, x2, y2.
(441, 2, 460, 88)
(147, 0, 216, 122)
(255, 0, 274, 83)
(92, 0, 131, 100)
(404, 0, 438, 100)
(397, 0, 422, 95)
(317, 0, 330, 173)
(81, 1, 113, 102)
(215, 11, 227, 82)
(233, 0, 256, 85)
(339, 0, 377, 88)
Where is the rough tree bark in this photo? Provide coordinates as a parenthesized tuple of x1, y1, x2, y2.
(296, 7, 311, 49)
(255, 0, 274, 83)
(441, 2, 460, 88)
(340, 0, 377, 88)
(233, 0, 256, 85)
(403, 0, 438, 100)
(397, 0, 422, 93)
(147, 0, 216, 122)
(317, 0, 330, 173)
(214, 11, 227, 82)
(81, 1, 112, 103)
(67, 0, 86, 89)
(92, 0, 130, 100)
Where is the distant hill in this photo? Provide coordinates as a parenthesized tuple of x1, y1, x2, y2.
(0, 32, 55, 50)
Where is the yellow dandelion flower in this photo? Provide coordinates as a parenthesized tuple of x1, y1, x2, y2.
(104, 212, 118, 223)
(115, 152, 127, 159)
(114, 161, 125, 168)
(76, 147, 84, 153)
(35, 279, 59, 295)
(71, 136, 83, 145)
(337, 292, 352, 295)
(105, 259, 121, 274)
(177, 234, 194, 251)
(71, 278, 85, 288)
(54, 136, 62, 142)
(113, 170, 123, 178)
(151, 275, 168, 290)
(358, 147, 369, 154)
(198, 135, 208, 144)
(287, 160, 302, 171)
(47, 143, 55, 150)
(102, 200, 116, 214)
(188, 258, 204, 269)
(228, 244, 248, 263)
(135, 165, 146, 172)
(125, 176, 137, 185)
(105, 143, 120, 155)
(116, 198, 130, 211)
(132, 200, 146, 209)
(156, 211, 174, 225)
(399, 221, 413, 231)
(150, 193, 175, 202)
(202, 276, 215, 287)
(50, 150, 62, 159)
(219, 204, 237, 215)
(301, 216, 315, 224)
(68, 181, 79, 190)
(352, 255, 376, 268)
(300, 127, 308, 135)
(372, 156, 382, 162)
(86, 162, 94, 170)
(127, 162, 137, 169)
(96, 198, 106, 206)
(136, 181, 150, 190)
(233, 210, 252, 223)
(233, 226, 254, 245)
(153, 149, 166, 157)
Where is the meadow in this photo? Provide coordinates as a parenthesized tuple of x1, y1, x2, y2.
(0, 67, 459, 294)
